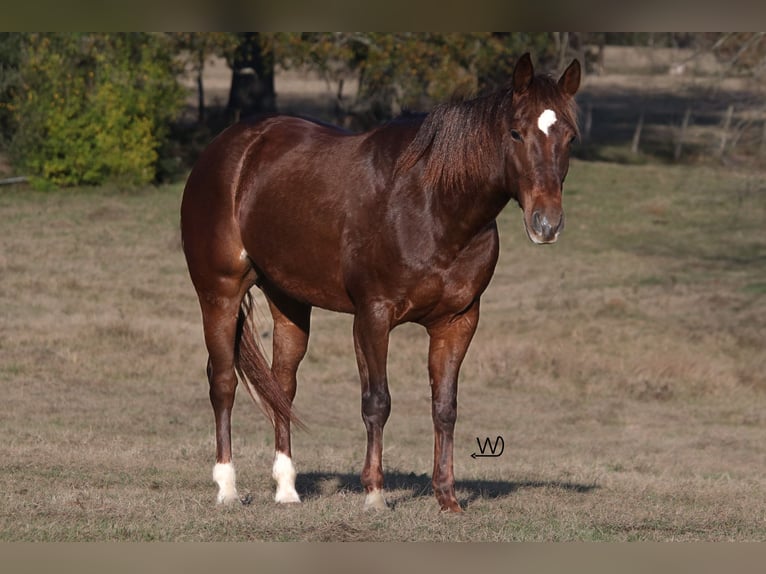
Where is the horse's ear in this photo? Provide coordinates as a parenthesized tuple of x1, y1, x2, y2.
(512, 52, 534, 94)
(558, 58, 581, 97)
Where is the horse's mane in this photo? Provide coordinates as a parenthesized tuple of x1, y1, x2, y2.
(395, 74, 579, 194)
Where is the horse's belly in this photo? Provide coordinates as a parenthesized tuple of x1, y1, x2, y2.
(241, 210, 353, 313)
(255, 252, 353, 313)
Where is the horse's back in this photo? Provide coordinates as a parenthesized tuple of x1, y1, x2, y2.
(182, 114, 362, 232)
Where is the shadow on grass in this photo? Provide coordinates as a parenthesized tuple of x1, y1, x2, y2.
(296, 470, 598, 509)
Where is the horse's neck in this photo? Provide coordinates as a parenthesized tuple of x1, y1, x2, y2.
(428, 179, 510, 250)
(429, 103, 512, 245)
(391, 98, 513, 249)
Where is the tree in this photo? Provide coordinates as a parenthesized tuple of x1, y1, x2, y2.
(171, 32, 238, 125)
(226, 32, 277, 122)
(706, 32, 766, 76)
(275, 33, 557, 128)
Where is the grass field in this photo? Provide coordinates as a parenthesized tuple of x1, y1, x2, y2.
(1, 158, 765, 541)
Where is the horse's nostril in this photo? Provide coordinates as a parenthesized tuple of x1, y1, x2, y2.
(555, 213, 564, 234)
(532, 210, 552, 234)
(530, 209, 563, 242)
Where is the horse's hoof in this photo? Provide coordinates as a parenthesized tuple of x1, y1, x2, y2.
(275, 488, 301, 504)
(439, 500, 464, 513)
(363, 489, 389, 510)
(216, 492, 241, 505)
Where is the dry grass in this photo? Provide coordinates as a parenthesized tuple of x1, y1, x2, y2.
(1, 159, 765, 541)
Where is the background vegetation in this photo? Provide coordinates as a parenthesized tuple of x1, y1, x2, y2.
(1, 32, 765, 186)
(8, 33, 184, 187)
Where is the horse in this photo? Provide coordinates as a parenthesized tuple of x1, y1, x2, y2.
(180, 53, 580, 513)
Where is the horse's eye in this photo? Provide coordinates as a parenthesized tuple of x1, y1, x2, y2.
(568, 135, 577, 146)
(510, 129, 523, 143)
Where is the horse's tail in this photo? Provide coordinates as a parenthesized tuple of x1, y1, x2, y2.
(235, 292, 305, 430)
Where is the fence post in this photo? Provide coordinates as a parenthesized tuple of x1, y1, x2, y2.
(631, 110, 645, 155)
(760, 118, 766, 158)
(674, 107, 692, 162)
(583, 102, 593, 142)
(717, 104, 734, 159)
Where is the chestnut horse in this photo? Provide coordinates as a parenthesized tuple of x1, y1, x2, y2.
(181, 53, 580, 512)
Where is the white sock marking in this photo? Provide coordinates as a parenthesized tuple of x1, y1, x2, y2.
(213, 462, 239, 504)
(272, 452, 300, 503)
(537, 109, 557, 136)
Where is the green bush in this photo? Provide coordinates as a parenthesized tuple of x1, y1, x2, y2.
(11, 33, 184, 187)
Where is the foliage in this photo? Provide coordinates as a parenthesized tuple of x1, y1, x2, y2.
(706, 32, 766, 76)
(170, 32, 240, 72)
(274, 33, 557, 122)
(0, 33, 22, 150)
(7, 32, 763, 187)
(599, 33, 766, 76)
(11, 33, 184, 187)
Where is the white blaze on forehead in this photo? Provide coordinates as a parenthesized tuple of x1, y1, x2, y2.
(537, 109, 557, 136)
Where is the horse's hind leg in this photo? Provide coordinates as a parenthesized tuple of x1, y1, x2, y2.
(265, 289, 311, 503)
(198, 277, 252, 504)
(183, 227, 254, 504)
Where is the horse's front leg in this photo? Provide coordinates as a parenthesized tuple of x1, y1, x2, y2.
(426, 300, 481, 512)
(352, 303, 393, 510)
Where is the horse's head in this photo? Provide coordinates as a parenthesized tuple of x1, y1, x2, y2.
(505, 53, 580, 244)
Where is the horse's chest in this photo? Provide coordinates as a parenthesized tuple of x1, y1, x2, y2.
(396, 227, 500, 323)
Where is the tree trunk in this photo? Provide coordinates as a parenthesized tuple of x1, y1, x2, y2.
(196, 47, 205, 125)
(227, 33, 276, 123)
(596, 37, 605, 74)
(556, 32, 570, 71)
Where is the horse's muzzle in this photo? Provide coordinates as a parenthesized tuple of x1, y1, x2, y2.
(527, 209, 564, 244)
